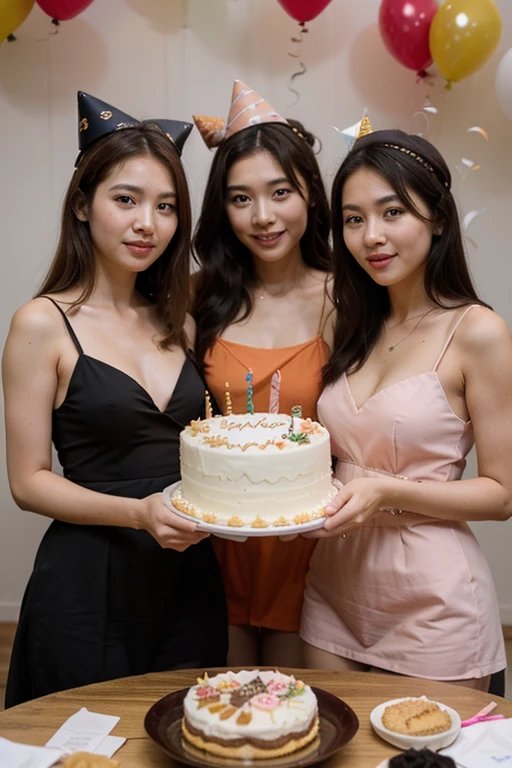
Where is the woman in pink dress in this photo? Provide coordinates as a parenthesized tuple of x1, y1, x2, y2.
(301, 128, 510, 690)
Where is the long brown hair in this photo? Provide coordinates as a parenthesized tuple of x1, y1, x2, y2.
(323, 129, 488, 386)
(37, 122, 192, 350)
(192, 121, 332, 366)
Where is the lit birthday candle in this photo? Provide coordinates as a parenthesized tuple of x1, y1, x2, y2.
(246, 369, 254, 414)
(225, 381, 233, 415)
(269, 369, 281, 414)
(204, 390, 213, 419)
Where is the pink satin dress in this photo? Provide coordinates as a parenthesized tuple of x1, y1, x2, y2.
(301, 306, 506, 680)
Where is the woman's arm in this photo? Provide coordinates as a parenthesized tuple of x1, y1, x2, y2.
(3, 301, 207, 551)
(310, 308, 512, 537)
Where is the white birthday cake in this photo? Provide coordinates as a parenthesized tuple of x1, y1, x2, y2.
(172, 412, 335, 528)
(182, 670, 319, 759)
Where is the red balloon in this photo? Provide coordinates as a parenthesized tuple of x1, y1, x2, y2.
(37, 0, 94, 21)
(277, 0, 332, 24)
(378, 0, 437, 72)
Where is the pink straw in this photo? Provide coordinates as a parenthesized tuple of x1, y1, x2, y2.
(461, 702, 506, 728)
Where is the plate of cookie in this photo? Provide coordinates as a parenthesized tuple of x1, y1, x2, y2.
(370, 696, 461, 751)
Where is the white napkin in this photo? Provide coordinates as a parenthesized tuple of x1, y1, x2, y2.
(0, 737, 63, 768)
(45, 707, 121, 755)
(440, 717, 512, 768)
(0, 707, 126, 767)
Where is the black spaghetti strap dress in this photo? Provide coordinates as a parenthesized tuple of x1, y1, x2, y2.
(5, 299, 227, 708)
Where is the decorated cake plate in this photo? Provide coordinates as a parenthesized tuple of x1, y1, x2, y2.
(162, 483, 332, 542)
(145, 685, 359, 768)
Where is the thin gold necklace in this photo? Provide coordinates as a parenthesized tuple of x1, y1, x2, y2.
(386, 307, 436, 353)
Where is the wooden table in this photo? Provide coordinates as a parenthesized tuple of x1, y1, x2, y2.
(1, 669, 511, 767)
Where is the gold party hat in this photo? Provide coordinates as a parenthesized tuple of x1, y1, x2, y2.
(356, 112, 373, 140)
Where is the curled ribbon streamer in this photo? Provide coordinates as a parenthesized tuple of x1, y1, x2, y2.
(287, 22, 308, 110)
(467, 126, 489, 141)
(463, 207, 486, 249)
(410, 110, 430, 137)
(463, 208, 486, 232)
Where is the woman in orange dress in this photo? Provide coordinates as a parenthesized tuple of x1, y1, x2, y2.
(192, 81, 334, 666)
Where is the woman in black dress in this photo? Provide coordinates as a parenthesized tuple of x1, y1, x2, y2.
(3, 92, 227, 707)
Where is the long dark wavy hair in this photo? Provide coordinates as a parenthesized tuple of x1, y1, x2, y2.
(37, 122, 192, 350)
(193, 121, 332, 365)
(323, 129, 488, 386)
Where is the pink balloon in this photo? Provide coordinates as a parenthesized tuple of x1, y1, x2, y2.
(37, 0, 94, 21)
(378, 0, 437, 73)
(277, 0, 332, 24)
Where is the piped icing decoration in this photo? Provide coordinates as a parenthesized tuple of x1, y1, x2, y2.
(225, 381, 233, 416)
(251, 693, 280, 711)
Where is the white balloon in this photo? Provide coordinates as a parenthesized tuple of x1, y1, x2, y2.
(495, 48, 512, 121)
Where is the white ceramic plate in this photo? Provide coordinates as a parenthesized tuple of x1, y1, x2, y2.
(162, 482, 328, 541)
(370, 696, 461, 752)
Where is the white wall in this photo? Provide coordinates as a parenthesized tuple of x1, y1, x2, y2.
(0, 0, 511, 621)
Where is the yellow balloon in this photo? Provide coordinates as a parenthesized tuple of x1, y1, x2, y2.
(430, 0, 502, 83)
(0, 0, 35, 43)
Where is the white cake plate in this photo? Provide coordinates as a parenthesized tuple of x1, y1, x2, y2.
(162, 482, 331, 542)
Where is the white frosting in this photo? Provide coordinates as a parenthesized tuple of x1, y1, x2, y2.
(183, 670, 318, 743)
(178, 413, 334, 526)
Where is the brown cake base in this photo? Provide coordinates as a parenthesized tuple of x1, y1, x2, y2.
(182, 715, 320, 760)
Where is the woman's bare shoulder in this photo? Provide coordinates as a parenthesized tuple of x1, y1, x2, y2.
(457, 306, 509, 347)
(454, 306, 512, 368)
(9, 296, 65, 339)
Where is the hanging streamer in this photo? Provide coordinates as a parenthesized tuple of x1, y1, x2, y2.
(287, 22, 308, 110)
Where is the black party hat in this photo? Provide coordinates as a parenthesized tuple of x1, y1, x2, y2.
(76, 92, 193, 162)
(77, 92, 138, 154)
(151, 120, 193, 154)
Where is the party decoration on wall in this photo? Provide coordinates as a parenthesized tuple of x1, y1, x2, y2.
(378, 0, 438, 76)
(495, 48, 512, 122)
(0, 0, 34, 42)
(37, 0, 95, 25)
(429, 0, 502, 85)
(277, 0, 332, 23)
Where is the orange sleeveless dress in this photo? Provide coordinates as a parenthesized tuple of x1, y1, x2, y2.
(204, 335, 329, 631)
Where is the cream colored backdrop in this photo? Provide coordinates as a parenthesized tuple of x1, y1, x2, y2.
(0, 0, 511, 621)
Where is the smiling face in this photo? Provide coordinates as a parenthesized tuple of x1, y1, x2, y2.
(341, 167, 438, 289)
(76, 154, 178, 275)
(224, 149, 309, 266)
